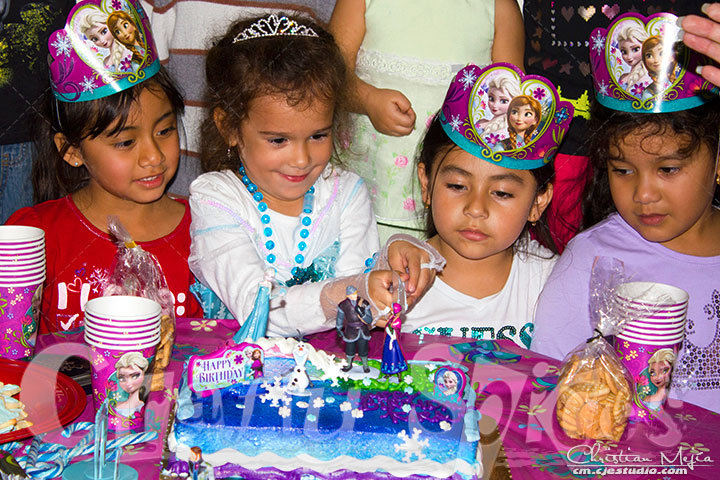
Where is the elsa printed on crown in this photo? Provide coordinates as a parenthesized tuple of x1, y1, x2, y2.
(440, 63, 573, 170)
(589, 12, 719, 113)
(48, 0, 159, 102)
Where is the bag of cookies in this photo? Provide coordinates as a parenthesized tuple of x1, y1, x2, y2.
(104, 216, 175, 391)
(555, 257, 632, 441)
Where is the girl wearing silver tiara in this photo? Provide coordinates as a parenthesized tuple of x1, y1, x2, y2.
(189, 14, 440, 337)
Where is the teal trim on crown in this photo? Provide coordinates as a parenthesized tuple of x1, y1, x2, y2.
(595, 92, 712, 113)
(54, 59, 161, 103)
(439, 113, 551, 171)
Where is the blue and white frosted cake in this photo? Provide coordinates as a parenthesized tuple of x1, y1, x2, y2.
(170, 338, 483, 479)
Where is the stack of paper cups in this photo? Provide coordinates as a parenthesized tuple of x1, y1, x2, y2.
(613, 282, 688, 422)
(0, 226, 45, 360)
(83, 295, 161, 432)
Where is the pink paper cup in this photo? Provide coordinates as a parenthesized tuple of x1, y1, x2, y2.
(613, 334, 683, 423)
(617, 330, 685, 343)
(0, 282, 43, 360)
(0, 273, 46, 285)
(0, 262, 46, 273)
(0, 251, 45, 264)
(85, 336, 159, 433)
(625, 318, 687, 331)
(84, 295, 162, 320)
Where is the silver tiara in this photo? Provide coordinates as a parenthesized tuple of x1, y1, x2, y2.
(232, 14, 319, 43)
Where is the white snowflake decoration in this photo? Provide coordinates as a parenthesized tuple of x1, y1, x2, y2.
(597, 80, 609, 96)
(403, 375, 413, 385)
(319, 356, 349, 386)
(340, 401, 352, 412)
(395, 428, 429, 462)
(313, 397, 326, 409)
(260, 376, 291, 407)
(401, 404, 412, 413)
(278, 406, 291, 418)
(52, 33, 72, 57)
(449, 114, 462, 132)
(460, 69, 478, 90)
(425, 363, 437, 371)
(80, 76, 97, 93)
(351, 408, 364, 419)
(439, 421, 452, 432)
(591, 32, 606, 52)
(296, 401, 309, 409)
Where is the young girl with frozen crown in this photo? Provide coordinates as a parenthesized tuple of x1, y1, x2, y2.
(533, 12, 720, 413)
(401, 63, 574, 349)
(189, 13, 439, 338)
(5, 0, 202, 333)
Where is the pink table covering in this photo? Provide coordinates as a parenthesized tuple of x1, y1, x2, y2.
(10, 318, 720, 479)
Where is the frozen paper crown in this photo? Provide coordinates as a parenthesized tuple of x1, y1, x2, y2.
(440, 63, 574, 170)
(589, 12, 718, 113)
(48, 0, 160, 102)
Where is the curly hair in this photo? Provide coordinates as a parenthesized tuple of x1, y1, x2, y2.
(582, 98, 720, 229)
(201, 13, 348, 173)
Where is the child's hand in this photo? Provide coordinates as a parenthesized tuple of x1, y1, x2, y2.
(680, 4, 720, 86)
(365, 88, 416, 136)
(386, 241, 436, 306)
(368, 270, 394, 313)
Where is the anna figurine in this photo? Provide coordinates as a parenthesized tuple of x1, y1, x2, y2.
(380, 302, 408, 381)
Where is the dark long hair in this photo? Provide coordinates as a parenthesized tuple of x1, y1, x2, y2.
(33, 68, 184, 203)
(583, 98, 720, 230)
(200, 13, 348, 173)
(417, 114, 557, 254)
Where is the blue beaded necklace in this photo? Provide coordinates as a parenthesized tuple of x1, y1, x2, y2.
(238, 164, 315, 276)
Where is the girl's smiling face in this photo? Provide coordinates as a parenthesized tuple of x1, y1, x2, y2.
(607, 127, 720, 254)
(114, 19, 137, 45)
(644, 43, 664, 76)
(508, 104, 538, 134)
(223, 94, 334, 216)
(487, 87, 512, 117)
(619, 38, 643, 67)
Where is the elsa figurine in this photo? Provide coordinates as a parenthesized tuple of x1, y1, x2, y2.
(233, 268, 275, 342)
(380, 303, 408, 381)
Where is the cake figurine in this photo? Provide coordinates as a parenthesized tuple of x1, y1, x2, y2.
(188, 446, 208, 480)
(233, 268, 275, 343)
(380, 302, 408, 381)
(336, 285, 373, 373)
(287, 341, 312, 395)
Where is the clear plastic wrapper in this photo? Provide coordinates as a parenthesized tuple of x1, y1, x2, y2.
(555, 257, 632, 441)
(104, 216, 175, 391)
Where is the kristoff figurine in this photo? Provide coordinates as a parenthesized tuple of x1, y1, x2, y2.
(336, 285, 373, 373)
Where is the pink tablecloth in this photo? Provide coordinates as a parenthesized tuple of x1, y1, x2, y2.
(11, 318, 720, 479)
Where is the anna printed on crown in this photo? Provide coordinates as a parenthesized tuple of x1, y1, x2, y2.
(589, 12, 718, 113)
(48, 0, 160, 103)
(441, 63, 574, 170)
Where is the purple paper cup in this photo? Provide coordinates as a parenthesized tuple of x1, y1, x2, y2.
(85, 336, 159, 433)
(84, 327, 161, 345)
(614, 334, 683, 423)
(0, 251, 45, 263)
(625, 318, 687, 331)
(0, 272, 46, 284)
(0, 225, 44, 245)
(84, 312, 161, 329)
(623, 322, 686, 337)
(615, 281, 689, 309)
(0, 282, 43, 360)
(84, 295, 162, 321)
(84, 321, 160, 337)
(617, 330, 684, 343)
(0, 262, 46, 274)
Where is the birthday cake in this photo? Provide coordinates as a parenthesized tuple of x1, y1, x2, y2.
(169, 338, 483, 479)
